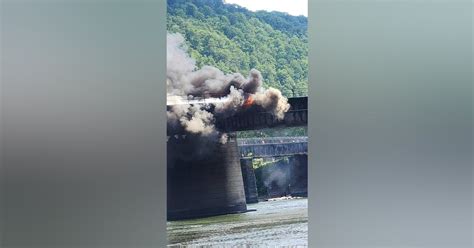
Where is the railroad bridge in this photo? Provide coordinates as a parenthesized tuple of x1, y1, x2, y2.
(167, 97, 307, 220)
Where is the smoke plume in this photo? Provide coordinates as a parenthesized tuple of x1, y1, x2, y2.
(167, 33, 290, 141)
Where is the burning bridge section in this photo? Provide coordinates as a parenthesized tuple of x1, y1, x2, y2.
(215, 96, 307, 132)
(166, 96, 308, 135)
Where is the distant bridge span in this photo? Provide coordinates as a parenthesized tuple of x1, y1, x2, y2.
(237, 136, 307, 158)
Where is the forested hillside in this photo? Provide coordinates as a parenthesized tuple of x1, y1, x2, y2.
(167, 0, 308, 97)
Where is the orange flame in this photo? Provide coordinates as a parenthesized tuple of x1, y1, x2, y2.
(242, 95, 255, 109)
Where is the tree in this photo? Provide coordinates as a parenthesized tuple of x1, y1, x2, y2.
(185, 3, 198, 17)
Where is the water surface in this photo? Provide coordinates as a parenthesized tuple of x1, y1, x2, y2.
(168, 198, 307, 247)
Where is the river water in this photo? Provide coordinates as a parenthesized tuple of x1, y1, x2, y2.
(167, 198, 307, 247)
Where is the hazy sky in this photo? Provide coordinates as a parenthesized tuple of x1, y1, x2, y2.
(224, 0, 307, 17)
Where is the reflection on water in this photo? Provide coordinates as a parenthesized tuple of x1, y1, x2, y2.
(167, 198, 307, 247)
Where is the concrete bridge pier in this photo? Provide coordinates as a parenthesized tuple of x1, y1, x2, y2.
(167, 134, 247, 220)
(289, 154, 308, 197)
(240, 158, 259, 204)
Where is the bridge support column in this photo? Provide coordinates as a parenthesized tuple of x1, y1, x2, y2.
(167, 134, 247, 220)
(240, 158, 259, 204)
(289, 154, 308, 197)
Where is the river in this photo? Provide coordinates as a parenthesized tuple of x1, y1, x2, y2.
(167, 198, 307, 247)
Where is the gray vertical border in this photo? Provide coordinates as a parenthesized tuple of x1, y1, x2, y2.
(1, 0, 167, 247)
(0, 0, 4, 246)
(308, 0, 472, 247)
(157, 0, 168, 246)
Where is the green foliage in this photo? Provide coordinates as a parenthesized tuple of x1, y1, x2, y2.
(252, 157, 289, 169)
(252, 158, 267, 169)
(167, 0, 308, 97)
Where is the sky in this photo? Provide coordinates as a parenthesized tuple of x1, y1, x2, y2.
(224, 0, 307, 17)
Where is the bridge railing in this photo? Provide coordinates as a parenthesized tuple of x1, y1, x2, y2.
(237, 136, 308, 146)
